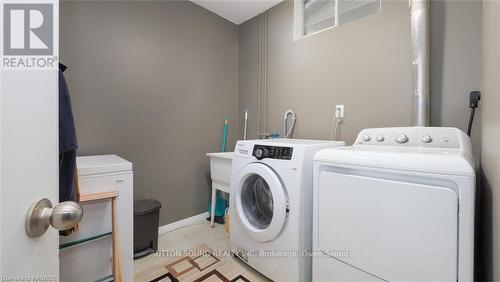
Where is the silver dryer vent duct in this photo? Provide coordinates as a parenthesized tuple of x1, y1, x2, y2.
(410, 0, 430, 127)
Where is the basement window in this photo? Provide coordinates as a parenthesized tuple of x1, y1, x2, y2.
(295, 0, 381, 39)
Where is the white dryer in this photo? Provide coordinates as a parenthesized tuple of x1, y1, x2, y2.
(230, 139, 345, 282)
(313, 127, 475, 282)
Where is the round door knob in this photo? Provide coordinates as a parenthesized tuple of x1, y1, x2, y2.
(26, 198, 84, 238)
(362, 135, 371, 142)
(376, 135, 385, 142)
(421, 135, 433, 143)
(396, 134, 409, 144)
(50, 201, 84, 230)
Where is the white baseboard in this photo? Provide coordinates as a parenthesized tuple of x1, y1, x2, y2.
(158, 212, 209, 236)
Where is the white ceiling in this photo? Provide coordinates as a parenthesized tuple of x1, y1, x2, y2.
(191, 0, 284, 25)
(60, 0, 283, 25)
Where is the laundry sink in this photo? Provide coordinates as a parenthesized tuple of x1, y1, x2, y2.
(206, 152, 233, 192)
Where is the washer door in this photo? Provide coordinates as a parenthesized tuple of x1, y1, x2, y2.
(235, 163, 288, 242)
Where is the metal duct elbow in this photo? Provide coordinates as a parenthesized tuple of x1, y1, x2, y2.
(410, 0, 430, 127)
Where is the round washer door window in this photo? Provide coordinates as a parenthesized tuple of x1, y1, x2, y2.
(241, 174, 274, 229)
(235, 163, 288, 242)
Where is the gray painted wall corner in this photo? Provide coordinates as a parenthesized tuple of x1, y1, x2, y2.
(60, 0, 239, 226)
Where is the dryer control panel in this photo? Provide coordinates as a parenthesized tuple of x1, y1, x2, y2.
(253, 145, 293, 160)
(354, 127, 465, 149)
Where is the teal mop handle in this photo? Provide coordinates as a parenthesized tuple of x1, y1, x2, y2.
(221, 117, 228, 152)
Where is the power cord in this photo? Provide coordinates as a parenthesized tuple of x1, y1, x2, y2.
(467, 91, 481, 136)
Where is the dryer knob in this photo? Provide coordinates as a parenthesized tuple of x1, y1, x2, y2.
(376, 135, 385, 142)
(362, 135, 371, 142)
(396, 134, 409, 144)
(421, 135, 433, 143)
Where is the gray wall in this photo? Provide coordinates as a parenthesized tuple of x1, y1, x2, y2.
(239, 0, 412, 143)
(60, 1, 239, 225)
(430, 0, 482, 165)
(480, 1, 500, 281)
(238, 0, 482, 150)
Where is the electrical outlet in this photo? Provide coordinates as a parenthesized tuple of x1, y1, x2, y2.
(335, 105, 344, 118)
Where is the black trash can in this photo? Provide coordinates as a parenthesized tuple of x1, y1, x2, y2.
(134, 199, 162, 259)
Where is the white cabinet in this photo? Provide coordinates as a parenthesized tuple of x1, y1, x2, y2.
(60, 155, 133, 282)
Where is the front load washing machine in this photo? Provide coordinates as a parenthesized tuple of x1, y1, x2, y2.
(313, 127, 475, 282)
(230, 139, 345, 282)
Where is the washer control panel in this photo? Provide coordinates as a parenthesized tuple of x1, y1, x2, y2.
(253, 145, 293, 160)
(354, 127, 462, 149)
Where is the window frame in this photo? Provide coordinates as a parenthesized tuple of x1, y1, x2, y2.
(294, 0, 381, 40)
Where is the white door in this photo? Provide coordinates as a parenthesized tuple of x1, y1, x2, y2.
(1, 0, 63, 278)
(234, 163, 289, 242)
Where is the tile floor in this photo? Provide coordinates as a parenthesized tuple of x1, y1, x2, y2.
(134, 222, 270, 281)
